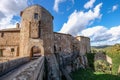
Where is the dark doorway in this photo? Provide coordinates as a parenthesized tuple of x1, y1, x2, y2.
(30, 46, 41, 59)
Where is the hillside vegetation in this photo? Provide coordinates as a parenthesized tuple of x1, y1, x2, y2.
(104, 44, 120, 74)
(91, 44, 120, 74)
(72, 44, 120, 80)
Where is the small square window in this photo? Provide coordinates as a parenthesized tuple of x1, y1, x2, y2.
(34, 13, 38, 19)
(11, 48, 14, 52)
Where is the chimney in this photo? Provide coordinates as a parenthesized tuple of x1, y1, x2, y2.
(16, 23, 20, 28)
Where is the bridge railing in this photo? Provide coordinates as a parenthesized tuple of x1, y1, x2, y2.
(12, 56, 44, 80)
(0, 57, 30, 77)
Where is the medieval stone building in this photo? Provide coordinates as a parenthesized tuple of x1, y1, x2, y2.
(0, 5, 90, 80)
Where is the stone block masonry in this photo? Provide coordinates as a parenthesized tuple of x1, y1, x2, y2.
(0, 57, 29, 77)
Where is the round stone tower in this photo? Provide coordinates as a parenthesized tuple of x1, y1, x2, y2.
(20, 5, 54, 57)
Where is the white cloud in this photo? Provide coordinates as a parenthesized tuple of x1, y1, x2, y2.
(81, 25, 120, 45)
(112, 5, 118, 12)
(53, 0, 74, 12)
(0, 0, 28, 30)
(53, 0, 65, 12)
(84, 0, 96, 9)
(60, 3, 102, 36)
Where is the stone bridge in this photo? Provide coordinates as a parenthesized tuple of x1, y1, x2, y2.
(0, 56, 44, 80)
(0, 50, 82, 80)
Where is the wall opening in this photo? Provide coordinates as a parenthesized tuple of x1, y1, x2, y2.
(30, 46, 41, 59)
(34, 13, 38, 20)
(11, 48, 14, 57)
(54, 45, 56, 53)
(0, 49, 3, 57)
(1, 33, 4, 37)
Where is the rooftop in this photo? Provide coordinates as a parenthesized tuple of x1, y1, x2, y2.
(0, 28, 20, 32)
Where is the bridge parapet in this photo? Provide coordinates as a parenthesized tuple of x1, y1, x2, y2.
(0, 57, 29, 76)
(12, 56, 44, 80)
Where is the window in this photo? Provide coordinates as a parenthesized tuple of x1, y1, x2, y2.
(39, 21, 41, 38)
(34, 13, 38, 19)
(1, 33, 4, 37)
(11, 48, 14, 52)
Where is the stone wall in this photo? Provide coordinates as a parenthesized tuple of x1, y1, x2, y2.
(12, 57, 44, 80)
(0, 57, 29, 76)
(1, 46, 19, 57)
(54, 33, 90, 71)
(94, 52, 112, 65)
(0, 31, 20, 46)
(76, 36, 90, 55)
(54, 32, 72, 54)
(45, 54, 61, 80)
(0, 31, 20, 57)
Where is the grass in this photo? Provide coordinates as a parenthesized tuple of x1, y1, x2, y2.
(72, 68, 120, 80)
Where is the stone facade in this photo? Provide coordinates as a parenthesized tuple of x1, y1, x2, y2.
(0, 5, 90, 80)
(0, 29, 20, 57)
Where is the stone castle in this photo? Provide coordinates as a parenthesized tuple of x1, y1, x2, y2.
(0, 5, 90, 80)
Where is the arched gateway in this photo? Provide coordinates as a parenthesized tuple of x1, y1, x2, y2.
(30, 46, 41, 59)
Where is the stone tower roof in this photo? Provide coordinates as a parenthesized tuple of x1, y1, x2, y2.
(20, 4, 54, 19)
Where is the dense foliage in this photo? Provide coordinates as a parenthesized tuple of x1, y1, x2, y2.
(104, 44, 120, 75)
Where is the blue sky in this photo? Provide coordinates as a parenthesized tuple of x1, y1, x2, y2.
(0, 0, 120, 46)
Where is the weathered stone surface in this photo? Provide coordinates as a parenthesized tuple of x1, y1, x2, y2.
(94, 52, 112, 65)
(12, 57, 44, 80)
(20, 5, 54, 57)
(0, 30, 20, 46)
(0, 4, 91, 80)
(0, 57, 29, 76)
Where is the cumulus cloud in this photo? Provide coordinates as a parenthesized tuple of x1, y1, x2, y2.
(81, 25, 120, 45)
(84, 0, 96, 9)
(60, 3, 102, 36)
(0, 0, 28, 30)
(53, 0, 74, 12)
(112, 5, 118, 12)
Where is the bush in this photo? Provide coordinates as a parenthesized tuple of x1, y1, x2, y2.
(94, 60, 112, 74)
